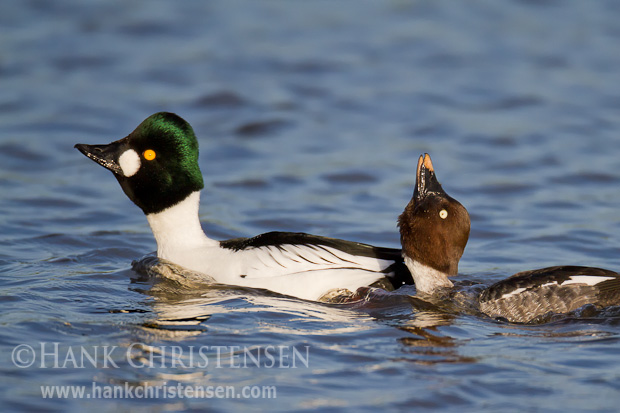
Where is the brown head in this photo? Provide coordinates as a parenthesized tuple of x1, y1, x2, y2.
(398, 154, 470, 280)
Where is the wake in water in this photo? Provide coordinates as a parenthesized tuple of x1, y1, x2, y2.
(132, 254, 620, 330)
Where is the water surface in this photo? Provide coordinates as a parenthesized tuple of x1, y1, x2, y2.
(2, 1, 620, 411)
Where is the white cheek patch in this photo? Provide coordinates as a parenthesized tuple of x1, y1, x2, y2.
(118, 149, 141, 177)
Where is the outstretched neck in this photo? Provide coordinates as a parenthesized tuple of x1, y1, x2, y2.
(404, 255, 454, 295)
(145, 191, 218, 259)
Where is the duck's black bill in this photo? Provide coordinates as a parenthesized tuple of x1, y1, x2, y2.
(414, 153, 445, 201)
(74, 142, 123, 175)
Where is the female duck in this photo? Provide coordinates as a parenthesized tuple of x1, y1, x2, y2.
(398, 153, 620, 323)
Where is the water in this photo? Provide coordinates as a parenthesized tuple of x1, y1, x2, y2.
(2, 0, 620, 411)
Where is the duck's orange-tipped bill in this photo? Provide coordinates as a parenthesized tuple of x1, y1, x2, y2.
(414, 153, 444, 201)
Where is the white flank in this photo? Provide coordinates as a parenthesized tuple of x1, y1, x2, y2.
(143, 191, 398, 300)
(237, 268, 386, 301)
(403, 255, 453, 294)
(118, 149, 141, 177)
(563, 275, 615, 286)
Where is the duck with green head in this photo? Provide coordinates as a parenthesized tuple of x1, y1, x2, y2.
(76, 112, 414, 300)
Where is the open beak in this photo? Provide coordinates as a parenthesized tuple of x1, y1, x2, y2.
(414, 153, 446, 202)
(74, 141, 124, 175)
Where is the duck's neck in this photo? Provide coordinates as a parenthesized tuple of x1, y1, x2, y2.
(146, 191, 218, 259)
(404, 255, 454, 295)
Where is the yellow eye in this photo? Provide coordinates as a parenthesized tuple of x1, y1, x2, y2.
(439, 209, 448, 219)
(143, 149, 156, 161)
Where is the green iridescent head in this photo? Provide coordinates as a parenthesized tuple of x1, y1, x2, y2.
(75, 112, 204, 214)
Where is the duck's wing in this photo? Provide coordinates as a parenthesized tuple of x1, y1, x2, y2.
(220, 231, 412, 289)
(478, 265, 620, 323)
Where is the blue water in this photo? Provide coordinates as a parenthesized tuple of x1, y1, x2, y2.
(2, 0, 620, 411)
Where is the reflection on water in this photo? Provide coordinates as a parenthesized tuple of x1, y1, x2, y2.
(398, 324, 478, 366)
(134, 258, 380, 333)
(3, 0, 620, 411)
(128, 258, 474, 375)
(131, 258, 620, 378)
